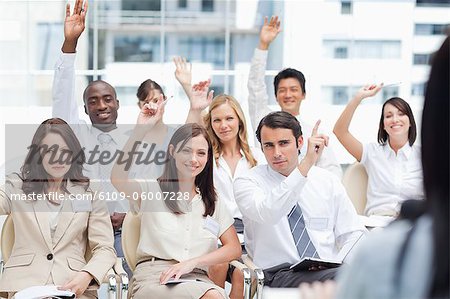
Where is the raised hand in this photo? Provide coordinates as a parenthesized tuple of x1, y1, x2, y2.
(137, 94, 166, 127)
(259, 16, 281, 50)
(190, 79, 214, 111)
(173, 56, 192, 87)
(62, 0, 88, 53)
(355, 83, 383, 100)
(305, 120, 329, 164)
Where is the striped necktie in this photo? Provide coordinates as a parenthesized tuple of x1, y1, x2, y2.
(287, 204, 319, 259)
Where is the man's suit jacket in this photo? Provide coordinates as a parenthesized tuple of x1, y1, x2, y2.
(0, 174, 116, 295)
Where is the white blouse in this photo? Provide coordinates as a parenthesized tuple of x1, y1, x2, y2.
(213, 148, 266, 219)
(361, 143, 424, 216)
(132, 180, 234, 271)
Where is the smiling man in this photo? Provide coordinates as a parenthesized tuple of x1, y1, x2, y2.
(51, 0, 130, 277)
(233, 111, 365, 287)
(248, 16, 342, 178)
(82, 80, 120, 131)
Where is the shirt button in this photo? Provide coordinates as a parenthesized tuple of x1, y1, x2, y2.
(47, 253, 53, 260)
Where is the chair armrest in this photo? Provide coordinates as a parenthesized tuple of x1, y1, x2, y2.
(230, 259, 252, 299)
(241, 255, 264, 299)
(101, 267, 118, 296)
(113, 258, 128, 281)
(114, 257, 129, 293)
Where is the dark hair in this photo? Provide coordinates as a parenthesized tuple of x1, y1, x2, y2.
(82, 80, 117, 103)
(273, 68, 306, 97)
(20, 118, 89, 196)
(136, 79, 166, 103)
(377, 97, 417, 146)
(256, 111, 303, 145)
(158, 123, 216, 216)
(422, 36, 449, 298)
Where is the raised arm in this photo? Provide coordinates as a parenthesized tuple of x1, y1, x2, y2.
(52, 0, 88, 123)
(174, 56, 192, 99)
(111, 96, 165, 210)
(247, 16, 281, 131)
(185, 79, 214, 124)
(333, 84, 383, 161)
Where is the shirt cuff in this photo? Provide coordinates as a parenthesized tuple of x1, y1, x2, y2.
(282, 167, 308, 191)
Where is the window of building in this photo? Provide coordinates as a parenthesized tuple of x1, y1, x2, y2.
(413, 53, 430, 65)
(415, 23, 448, 35)
(178, 0, 188, 9)
(114, 35, 160, 62)
(122, 0, 161, 11)
(416, 0, 450, 7)
(324, 40, 401, 59)
(353, 40, 401, 59)
(411, 83, 426, 96)
(323, 40, 350, 58)
(341, 1, 352, 14)
(334, 46, 348, 58)
(382, 86, 399, 100)
(36, 22, 63, 70)
(202, 0, 214, 12)
(178, 37, 225, 66)
(332, 87, 349, 105)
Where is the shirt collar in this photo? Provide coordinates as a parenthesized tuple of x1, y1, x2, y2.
(384, 142, 413, 160)
(217, 149, 246, 168)
(218, 149, 245, 159)
(91, 126, 122, 146)
(266, 163, 289, 181)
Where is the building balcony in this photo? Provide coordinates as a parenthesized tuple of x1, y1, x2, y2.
(95, 10, 235, 32)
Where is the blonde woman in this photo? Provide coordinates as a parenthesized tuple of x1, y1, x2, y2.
(186, 86, 265, 299)
(204, 94, 265, 232)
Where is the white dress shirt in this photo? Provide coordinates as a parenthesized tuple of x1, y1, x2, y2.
(213, 148, 266, 219)
(247, 48, 342, 178)
(52, 53, 129, 213)
(234, 165, 365, 269)
(361, 143, 424, 216)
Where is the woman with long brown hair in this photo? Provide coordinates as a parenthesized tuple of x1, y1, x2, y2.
(111, 100, 241, 299)
(334, 86, 424, 219)
(0, 118, 115, 298)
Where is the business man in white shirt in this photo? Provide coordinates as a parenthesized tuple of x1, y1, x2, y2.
(52, 0, 131, 276)
(234, 111, 365, 287)
(247, 16, 342, 178)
